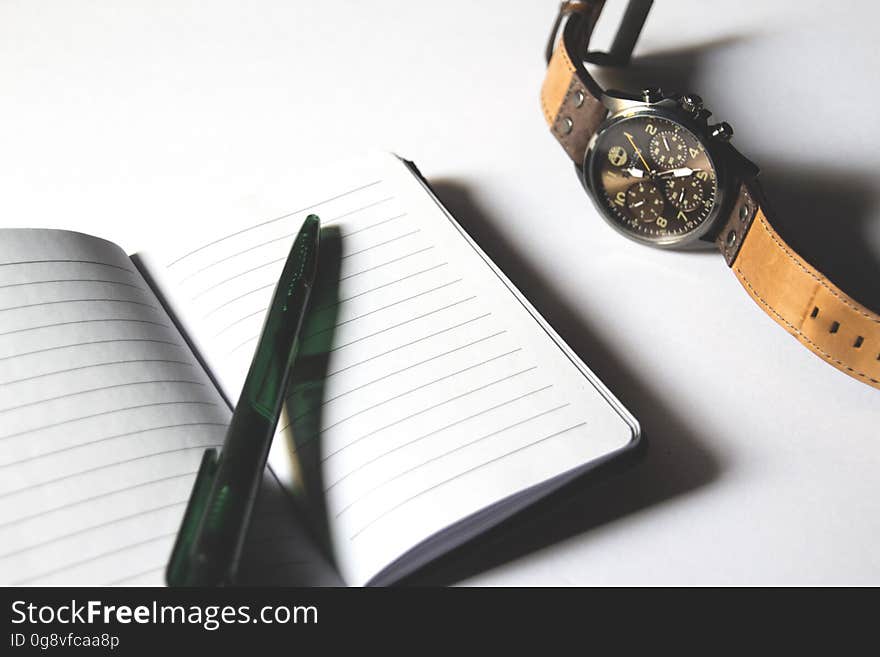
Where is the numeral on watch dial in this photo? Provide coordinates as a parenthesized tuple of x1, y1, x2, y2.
(593, 114, 719, 244)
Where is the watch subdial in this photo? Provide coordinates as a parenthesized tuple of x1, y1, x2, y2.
(649, 131, 687, 168)
(626, 181, 664, 223)
(664, 176, 705, 212)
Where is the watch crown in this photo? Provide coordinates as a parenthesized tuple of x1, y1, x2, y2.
(680, 94, 703, 113)
(641, 87, 663, 103)
(709, 122, 734, 141)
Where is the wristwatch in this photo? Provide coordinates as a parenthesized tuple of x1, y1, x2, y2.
(540, 0, 880, 391)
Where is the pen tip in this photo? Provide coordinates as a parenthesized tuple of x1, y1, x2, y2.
(302, 214, 321, 282)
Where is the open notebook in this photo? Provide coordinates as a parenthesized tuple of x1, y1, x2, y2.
(0, 152, 639, 586)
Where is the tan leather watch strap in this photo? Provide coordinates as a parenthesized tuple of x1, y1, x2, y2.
(719, 181, 880, 389)
(540, 1, 607, 165)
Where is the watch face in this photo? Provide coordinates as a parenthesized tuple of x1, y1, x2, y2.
(587, 113, 720, 246)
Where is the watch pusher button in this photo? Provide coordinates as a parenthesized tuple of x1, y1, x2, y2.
(641, 87, 663, 103)
(679, 93, 703, 113)
(709, 122, 734, 140)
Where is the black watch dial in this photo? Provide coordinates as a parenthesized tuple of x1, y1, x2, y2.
(588, 114, 719, 245)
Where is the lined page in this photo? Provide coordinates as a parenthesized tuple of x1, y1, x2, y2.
(141, 152, 638, 585)
(0, 229, 232, 585)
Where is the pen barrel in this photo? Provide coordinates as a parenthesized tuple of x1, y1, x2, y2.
(168, 215, 319, 586)
(186, 403, 276, 585)
(185, 279, 313, 585)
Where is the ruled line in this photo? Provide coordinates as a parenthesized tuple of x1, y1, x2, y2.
(180, 240, 283, 283)
(323, 296, 478, 352)
(182, 201, 403, 283)
(339, 229, 421, 260)
(326, 197, 397, 224)
(190, 257, 286, 300)
(0, 358, 194, 388)
(0, 317, 170, 338)
(0, 443, 222, 500)
(213, 306, 267, 337)
(316, 349, 522, 437)
(108, 566, 165, 585)
(312, 263, 448, 312)
(317, 366, 538, 462)
(203, 282, 274, 318)
(338, 246, 436, 281)
(179, 200, 398, 298)
(0, 297, 157, 314)
(302, 279, 463, 340)
(0, 279, 142, 291)
(335, 404, 570, 518)
(0, 421, 226, 469)
(340, 212, 406, 237)
(324, 384, 552, 492)
(0, 499, 188, 560)
(0, 400, 219, 443)
(323, 313, 492, 379)
(0, 259, 135, 273)
(0, 471, 196, 531)
(228, 294, 477, 356)
(349, 422, 587, 540)
(13, 532, 178, 584)
(0, 338, 182, 364)
(0, 379, 204, 414)
(290, 331, 506, 423)
(166, 180, 383, 267)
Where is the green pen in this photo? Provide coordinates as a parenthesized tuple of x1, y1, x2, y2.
(166, 214, 321, 587)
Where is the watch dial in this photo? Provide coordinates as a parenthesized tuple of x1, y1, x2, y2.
(590, 114, 719, 244)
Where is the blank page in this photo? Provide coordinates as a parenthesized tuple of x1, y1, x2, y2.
(141, 152, 639, 586)
(0, 229, 233, 585)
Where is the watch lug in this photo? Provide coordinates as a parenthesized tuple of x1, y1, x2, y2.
(601, 89, 647, 114)
(602, 89, 680, 116)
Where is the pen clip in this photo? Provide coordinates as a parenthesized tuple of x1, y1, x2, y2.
(166, 448, 219, 586)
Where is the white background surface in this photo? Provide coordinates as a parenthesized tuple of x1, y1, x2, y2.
(1, 0, 877, 585)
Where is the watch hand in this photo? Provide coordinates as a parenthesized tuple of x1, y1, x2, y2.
(656, 167, 695, 178)
(624, 133, 653, 173)
(622, 167, 645, 178)
(630, 200, 645, 208)
(678, 188, 686, 204)
(662, 135, 670, 151)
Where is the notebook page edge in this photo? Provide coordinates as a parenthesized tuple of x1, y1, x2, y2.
(364, 436, 641, 586)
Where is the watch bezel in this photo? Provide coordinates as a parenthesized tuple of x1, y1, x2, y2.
(583, 105, 732, 249)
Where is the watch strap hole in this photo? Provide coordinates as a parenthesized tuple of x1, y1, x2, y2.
(829, 321, 840, 334)
(810, 306, 819, 319)
(853, 336, 864, 349)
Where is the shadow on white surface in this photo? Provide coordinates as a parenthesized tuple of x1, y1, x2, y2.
(596, 36, 749, 102)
